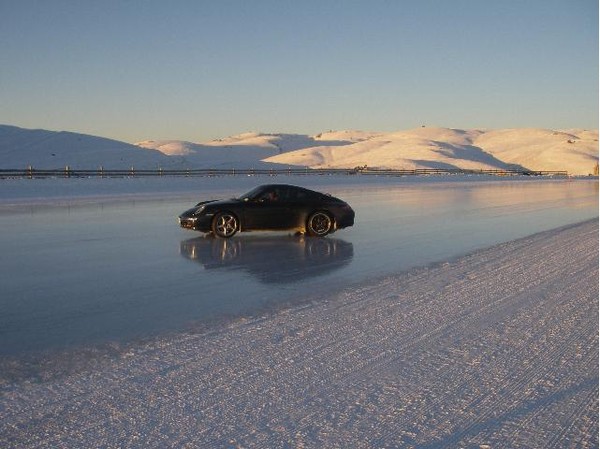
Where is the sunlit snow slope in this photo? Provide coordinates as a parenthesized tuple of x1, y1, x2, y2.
(1, 124, 597, 175)
(265, 127, 599, 175)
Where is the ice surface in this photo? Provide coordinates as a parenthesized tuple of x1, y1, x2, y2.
(0, 220, 597, 448)
(0, 178, 597, 356)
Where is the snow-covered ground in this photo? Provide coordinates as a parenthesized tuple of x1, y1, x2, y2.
(1, 219, 597, 448)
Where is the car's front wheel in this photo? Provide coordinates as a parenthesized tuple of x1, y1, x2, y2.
(307, 211, 333, 237)
(212, 212, 238, 238)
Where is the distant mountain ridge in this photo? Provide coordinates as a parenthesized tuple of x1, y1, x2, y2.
(1, 124, 598, 175)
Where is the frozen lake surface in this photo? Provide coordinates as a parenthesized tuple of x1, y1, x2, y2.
(0, 178, 597, 356)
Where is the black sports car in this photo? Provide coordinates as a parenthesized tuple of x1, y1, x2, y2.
(178, 184, 355, 238)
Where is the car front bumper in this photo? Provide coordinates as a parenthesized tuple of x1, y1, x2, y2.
(178, 215, 213, 232)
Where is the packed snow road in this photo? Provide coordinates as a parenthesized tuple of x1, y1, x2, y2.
(0, 178, 597, 355)
(1, 219, 597, 448)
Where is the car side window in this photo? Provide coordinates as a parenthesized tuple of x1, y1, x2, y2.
(261, 190, 276, 202)
(289, 188, 309, 202)
(296, 190, 314, 201)
(259, 188, 282, 202)
(277, 187, 291, 202)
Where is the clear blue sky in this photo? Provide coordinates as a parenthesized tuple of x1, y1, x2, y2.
(1, 0, 598, 143)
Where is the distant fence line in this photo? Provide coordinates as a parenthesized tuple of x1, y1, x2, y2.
(0, 166, 569, 179)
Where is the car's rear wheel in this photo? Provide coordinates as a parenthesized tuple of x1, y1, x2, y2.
(307, 211, 333, 237)
(212, 212, 238, 238)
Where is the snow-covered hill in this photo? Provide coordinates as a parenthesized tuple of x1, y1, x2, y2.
(1, 125, 598, 175)
(475, 128, 599, 175)
(0, 125, 177, 170)
(135, 132, 354, 169)
(265, 127, 599, 175)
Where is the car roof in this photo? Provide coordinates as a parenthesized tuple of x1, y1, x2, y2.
(260, 184, 335, 199)
(260, 184, 314, 191)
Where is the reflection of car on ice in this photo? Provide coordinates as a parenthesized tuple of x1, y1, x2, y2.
(179, 235, 354, 283)
(178, 184, 355, 238)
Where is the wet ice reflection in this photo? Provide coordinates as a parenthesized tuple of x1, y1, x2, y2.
(0, 179, 597, 356)
(180, 235, 353, 284)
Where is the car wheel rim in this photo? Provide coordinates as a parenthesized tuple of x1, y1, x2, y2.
(216, 214, 237, 237)
(310, 213, 331, 235)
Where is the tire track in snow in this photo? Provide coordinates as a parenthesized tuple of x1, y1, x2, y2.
(230, 220, 599, 447)
(366, 224, 599, 447)
(260, 220, 599, 447)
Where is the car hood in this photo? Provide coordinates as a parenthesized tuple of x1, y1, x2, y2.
(194, 199, 219, 207)
(197, 198, 243, 207)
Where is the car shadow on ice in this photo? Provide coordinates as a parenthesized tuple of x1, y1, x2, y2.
(179, 234, 354, 284)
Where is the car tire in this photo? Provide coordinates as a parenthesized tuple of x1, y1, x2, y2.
(212, 212, 238, 238)
(307, 211, 333, 237)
